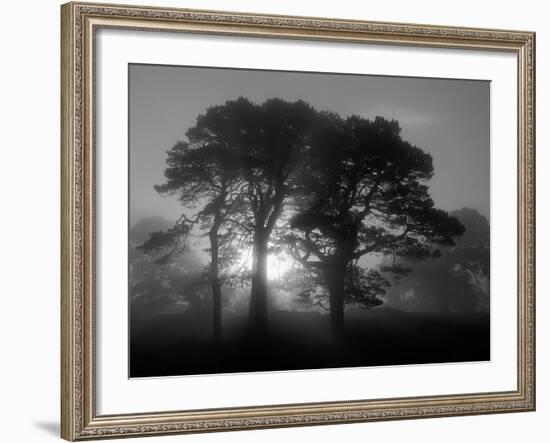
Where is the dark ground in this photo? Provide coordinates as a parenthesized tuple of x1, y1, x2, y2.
(129, 307, 490, 378)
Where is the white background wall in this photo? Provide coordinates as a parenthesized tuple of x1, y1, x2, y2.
(0, 0, 547, 442)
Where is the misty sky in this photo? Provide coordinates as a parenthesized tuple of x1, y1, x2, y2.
(129, 64, 490, 227)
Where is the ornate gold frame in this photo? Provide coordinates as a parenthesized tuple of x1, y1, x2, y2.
(61, 2, 536, 440)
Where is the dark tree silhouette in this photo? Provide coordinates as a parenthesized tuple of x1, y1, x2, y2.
(138, 101, 467, 345)
(183, 97, 320, 336)
(138, 113, 246, 342)
(288, 115, 465, 342)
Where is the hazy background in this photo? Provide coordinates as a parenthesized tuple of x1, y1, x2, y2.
(129, 64, 490, 227)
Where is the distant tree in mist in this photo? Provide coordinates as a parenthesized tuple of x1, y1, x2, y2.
(287, 116, 465, 343)
(130, 217, 208, 317)
(382, 207, 489, 313)
(446, 208, 490, 309)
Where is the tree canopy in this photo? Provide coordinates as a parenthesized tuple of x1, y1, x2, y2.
(287, 115, 464, 341)
(139, 97, 466, 343)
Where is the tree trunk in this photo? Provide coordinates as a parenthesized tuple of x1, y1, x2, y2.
(326, 264, 346, 344)
(249, 229, 269, 337)
(209, 229, 222, 343)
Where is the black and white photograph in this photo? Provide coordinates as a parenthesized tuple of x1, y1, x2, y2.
(128, 64, 490, 378)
